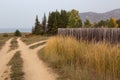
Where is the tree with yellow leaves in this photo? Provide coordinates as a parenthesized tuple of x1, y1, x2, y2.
(108, 18, 118, 28)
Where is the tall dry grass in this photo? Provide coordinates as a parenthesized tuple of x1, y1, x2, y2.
(39, 36, 120, 80)
(0, 33, 13, 50)
(21, 35, 48, 45)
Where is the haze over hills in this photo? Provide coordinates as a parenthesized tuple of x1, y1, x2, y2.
(80, 8, 120, 23)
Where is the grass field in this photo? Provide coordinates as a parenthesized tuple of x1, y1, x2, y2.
(29, 42, 46, 49)
(9, 37, 18, 51)
(21, 34, 48, 45)
(8, 51, 24, 80)
(0, 33, 13, 50)
(38, 36, 120, 80)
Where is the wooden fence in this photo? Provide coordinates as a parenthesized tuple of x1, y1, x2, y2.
(58, 28, 120, 43)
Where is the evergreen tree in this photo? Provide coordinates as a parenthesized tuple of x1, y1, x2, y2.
(32, 26, 35, 34)
(53, 10, 61, 30)
(47, 11, 61, 34)
(32, 15, 41, 35)
(42, 13, 47, 34)
(47, 12, 53, 34)
(14, 29, 21, 36)
(84, 19, 91, 28)
(97, 20, 107, 28)
(117, 19, 120, 28)
(47, 9, 83, 34)
(60, 10, 69, 28)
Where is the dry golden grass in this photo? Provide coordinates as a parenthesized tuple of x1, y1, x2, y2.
(9, 37, 18, 51)
(29, 42, 46, 49)
(38, 36, 120, 80)
(21, 34, 48, 45)
(0, 33, 13, 50)
(8, 51, 24, 80)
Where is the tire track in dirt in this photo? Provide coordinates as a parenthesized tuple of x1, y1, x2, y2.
(0, 38, 18, 80)
(17, 38, 57, 80)
(0, 38, 57, 80)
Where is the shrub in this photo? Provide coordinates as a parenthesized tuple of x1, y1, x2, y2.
(14, 30, 22, 37)
(3, 33, 8, 37)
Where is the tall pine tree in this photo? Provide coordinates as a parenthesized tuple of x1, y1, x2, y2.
(42, 13, 47, 34)
(60, 10, 69, 28)
(47, 11, 61, 34)
(47, 12, 53, 34)
(32, 15, 41, 35)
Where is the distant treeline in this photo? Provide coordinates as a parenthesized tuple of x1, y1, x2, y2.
(32, 9, 120, 35)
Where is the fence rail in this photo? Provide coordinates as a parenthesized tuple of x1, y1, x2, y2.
(58, 28, 120, 43)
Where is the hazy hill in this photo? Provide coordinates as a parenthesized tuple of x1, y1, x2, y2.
(80, 8, 120, 22)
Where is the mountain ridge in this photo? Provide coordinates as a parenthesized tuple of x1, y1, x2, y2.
(80, 8, 120, 23)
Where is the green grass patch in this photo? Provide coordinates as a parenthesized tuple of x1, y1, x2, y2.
(8, 51, 24, 80)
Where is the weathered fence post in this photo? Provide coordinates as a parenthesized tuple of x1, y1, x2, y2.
(58, 28, 120, 43)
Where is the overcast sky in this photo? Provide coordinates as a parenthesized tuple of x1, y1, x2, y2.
(0, 0, 120, 28)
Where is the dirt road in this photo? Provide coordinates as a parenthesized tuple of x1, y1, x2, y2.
(0, 38, 57, 80)
(0, 38, 18, 80)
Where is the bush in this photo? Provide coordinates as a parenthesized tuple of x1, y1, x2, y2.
(3, 33, 8, 37)
(14, 30, 21, 37)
